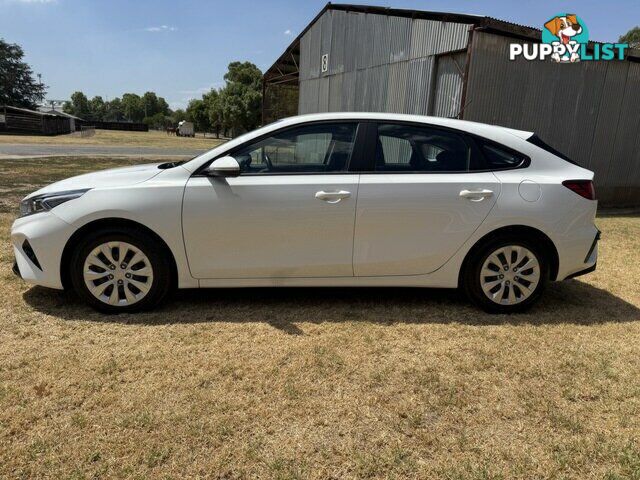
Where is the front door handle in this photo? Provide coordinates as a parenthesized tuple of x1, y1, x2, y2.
(315, 190, 351, 203)
(459, 189, 494, 202)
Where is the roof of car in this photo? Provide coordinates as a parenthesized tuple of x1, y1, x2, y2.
(277, 112, 535, 140)
(181, 112, 535, 173)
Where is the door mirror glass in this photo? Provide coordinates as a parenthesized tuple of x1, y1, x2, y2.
(205, 156, 240, 177)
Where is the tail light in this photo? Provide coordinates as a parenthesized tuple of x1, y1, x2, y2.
(562, 180, 596, 200)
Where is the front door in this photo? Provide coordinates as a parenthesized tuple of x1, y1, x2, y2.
(353, 122, 500, 276)
(182, 122, 361, 279)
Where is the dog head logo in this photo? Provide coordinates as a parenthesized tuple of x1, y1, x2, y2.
(542, 13, 589, 62)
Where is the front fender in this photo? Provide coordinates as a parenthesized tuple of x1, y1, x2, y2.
(53, 183, 197, 289)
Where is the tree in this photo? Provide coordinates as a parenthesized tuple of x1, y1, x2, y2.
(141, 91, 171, 126)
(156, 96, 170, 116)
(620, 26, 640, 49)
(89, 96, 106, 121)
(172, 109, 187, 123)
(104, 97, 124, 122)
(182, 61, 263, 137)
(144, 112, 170, 130)
(0, 38, 46, 108)
(186, 98, 210, 132)
(216, 61, 262, 134)
(121, 93, 144, 122)
(142, 91, 158, 117)
(203, 88, 222, 136)
(64, 91, 91, 118)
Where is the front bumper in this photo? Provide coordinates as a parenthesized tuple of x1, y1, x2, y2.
(11, 212, 75, 289)
(12, 260, 21, 278)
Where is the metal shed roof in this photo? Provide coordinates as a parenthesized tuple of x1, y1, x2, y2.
(1, 105, 61, 117)
(43, 109, 84, 121)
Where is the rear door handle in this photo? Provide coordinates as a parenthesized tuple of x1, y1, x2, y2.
(315, 190, 351, 203)
(459, 189, 494, 202)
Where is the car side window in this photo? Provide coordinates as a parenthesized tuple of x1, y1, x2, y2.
(480, 143, 527, 169)
(374, 123, 471, 172)
(231, 123, 357, 174)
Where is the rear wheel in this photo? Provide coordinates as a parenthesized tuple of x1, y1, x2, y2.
(463, 236, 549, 313)
(70, 228, 173, 313)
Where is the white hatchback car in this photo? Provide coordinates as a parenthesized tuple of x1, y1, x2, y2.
(12, 113, 599, 313)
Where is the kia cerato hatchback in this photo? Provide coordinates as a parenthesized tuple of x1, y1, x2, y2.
(11, 113, 599, 313)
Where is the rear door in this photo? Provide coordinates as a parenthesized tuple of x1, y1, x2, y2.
(353, 122, 501, 276)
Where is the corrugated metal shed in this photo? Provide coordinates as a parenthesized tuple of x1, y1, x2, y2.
(0, 105, 71, 135)
(463, 31, 640, 205)
(297, 8, 470, 117)
(432, 52, 466, 118)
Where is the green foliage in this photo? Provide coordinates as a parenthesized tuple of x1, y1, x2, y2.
(171, 109, 187, 123)
(63, 90, 171, 126)
(619, 26, 640, 48)
(203, 89, 221, 130)
(186, 98, 210, 132)
(142, 91, 170, 117)
(191, 61, 263, 136)
(121, 93, 144, 123)
(0, 38, 46, 108)
(59, 60, 262, 134)
(143, 112, 171, 129)
(89, 96, 106, 121)
(263, 83, 298, 124)
(64, 91, 91, 118)
(104, 97, 124, 122)
(217, 61, 263, 134)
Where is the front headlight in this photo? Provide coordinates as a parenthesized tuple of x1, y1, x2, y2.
(19, 189, 91, 217)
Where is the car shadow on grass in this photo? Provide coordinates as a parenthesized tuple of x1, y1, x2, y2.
(22, 278, 640, 333)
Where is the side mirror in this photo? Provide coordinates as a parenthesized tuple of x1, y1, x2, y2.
(205, 156, 240, 177)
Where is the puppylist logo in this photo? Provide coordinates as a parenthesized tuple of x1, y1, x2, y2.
(510, 14, 629, 62)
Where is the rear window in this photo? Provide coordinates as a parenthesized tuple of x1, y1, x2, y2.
(374, 123, 471, 172)
(480, 143, 527, 170)
(527, 134, 577, 165)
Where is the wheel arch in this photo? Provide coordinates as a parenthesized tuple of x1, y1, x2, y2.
(60, 217, 178, 290)
(458, 225, 560, 286)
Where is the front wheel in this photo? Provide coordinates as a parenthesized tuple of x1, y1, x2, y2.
(463, 237, 549, 313)
(70, 229, 173, 313)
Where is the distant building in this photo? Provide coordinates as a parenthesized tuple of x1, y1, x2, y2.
(43, 109, 84, 132)
(264, 4, 640, 206)
(0, 105, 71, 135)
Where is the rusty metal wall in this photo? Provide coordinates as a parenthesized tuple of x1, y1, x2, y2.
(464, 31, 640, 206)
(298, 9, 470, 117)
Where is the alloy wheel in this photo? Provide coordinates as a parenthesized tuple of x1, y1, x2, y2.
(480, 245, 540, 305)
(82, 241, 154, 306)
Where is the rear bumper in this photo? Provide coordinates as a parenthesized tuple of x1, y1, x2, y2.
(558, 228, 600, 281)
(583, 229, 601, 263)
(565, 262, 597, 279)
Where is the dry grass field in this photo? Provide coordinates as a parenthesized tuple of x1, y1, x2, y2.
(0, 129, 224, 150)
(1, 157, 639, 479)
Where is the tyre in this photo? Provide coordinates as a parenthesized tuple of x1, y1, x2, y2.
(69, 228, 173, 313)
(462, 235, 549, 313)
